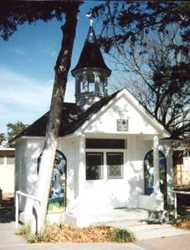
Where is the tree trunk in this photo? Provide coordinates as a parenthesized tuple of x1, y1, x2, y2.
(35, 5, 79, 234)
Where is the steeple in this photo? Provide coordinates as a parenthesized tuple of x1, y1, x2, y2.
(71, 14, 111, 110)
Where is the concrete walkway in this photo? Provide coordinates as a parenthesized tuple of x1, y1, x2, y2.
(104, 221, 190, 240)
(0, 222, 26, 246)
(0, 222, 142, 250)
(0, 220, 190, 250)
(94, 208, 190, 240)
(0, 242, 143, 250)
(137, 234, 190, 250)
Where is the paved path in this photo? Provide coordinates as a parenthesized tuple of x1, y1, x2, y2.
(125, 223, 190, 240)
(0, 220, 190, 250)
(137, 234, 190, 250)
(0, 222, 26, 246)
(0, 222, 142, 250)
(104, 221, 190, 240)
(0, 242, 143, 250)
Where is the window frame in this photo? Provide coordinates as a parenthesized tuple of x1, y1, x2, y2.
(107, 152, 124, 179)
(86, 152, 104, 180)
(85, 148, 126, 181)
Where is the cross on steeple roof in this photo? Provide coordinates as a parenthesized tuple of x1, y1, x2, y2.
(71, 13, 111, 76)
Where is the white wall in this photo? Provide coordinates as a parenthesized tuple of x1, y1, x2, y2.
(16, 138, 44, 220)
(15, 91, 172, 226)
(0, 155, 15, 195)
(15, 136, 79, 222)
(84, 94, 163, 135)
(76, 135, 153, 214)
(57, 137, 79, 209)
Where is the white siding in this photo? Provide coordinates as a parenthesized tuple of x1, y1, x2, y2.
(0, 156, 15, 195)
(84, 95, 162, 135)
(58, 137, 79, 208)
(77, 135, 153, 213)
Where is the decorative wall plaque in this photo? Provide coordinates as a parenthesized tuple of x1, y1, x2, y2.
(117, 119, 128, 131)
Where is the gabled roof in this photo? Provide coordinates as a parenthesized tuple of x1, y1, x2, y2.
(71, 26, 111, 76)
(16, 89, 171, 140)
(76, 89, 170, 137)
(16, 91, 119, 139)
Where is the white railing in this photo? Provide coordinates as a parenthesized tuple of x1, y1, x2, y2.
(15, 190, 40, 229)
(173, 190, 190, 219)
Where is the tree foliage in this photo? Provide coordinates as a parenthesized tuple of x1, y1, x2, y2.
(0, 1, 75, 40)
(0, 133, 6, 145)
(93, 1, 190, 138)
(7, 121, 28, 142)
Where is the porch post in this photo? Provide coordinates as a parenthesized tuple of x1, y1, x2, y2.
(166, 144, 174, 206)
(153, 135, 160, 194)
(78, 135, 85, 198)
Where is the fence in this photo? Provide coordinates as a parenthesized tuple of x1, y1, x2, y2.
(174, 164, 190, 187)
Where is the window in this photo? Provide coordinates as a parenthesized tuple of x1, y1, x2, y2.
(88, 82, 95, 93)
(107, 152, 123, 179)
(86, 152, 103, 180)
(7, 157, 14, 165)
(81, 81, 89, 93)
(86, 138, 126, 180)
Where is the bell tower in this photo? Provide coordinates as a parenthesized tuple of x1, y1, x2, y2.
(71, 15, 111, 110)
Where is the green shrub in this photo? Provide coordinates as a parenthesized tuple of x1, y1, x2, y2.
(16, 224, 30, 236)
(108, 228, 135, 243)
(16, 224, 40, 243)
(17, 224, 135, 243)
(27, 234, 39, 243)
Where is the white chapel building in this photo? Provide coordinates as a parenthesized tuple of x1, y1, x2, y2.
(15, 24, 174, 227)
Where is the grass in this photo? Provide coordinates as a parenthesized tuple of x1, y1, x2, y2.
(16, 224, 30, 236)
(17, 224, 135, 243)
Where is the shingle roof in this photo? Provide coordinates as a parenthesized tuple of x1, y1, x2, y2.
(16, 91, 119, 139)
(71, 26, 111, 76)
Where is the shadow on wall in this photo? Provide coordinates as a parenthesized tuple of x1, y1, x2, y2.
(127, 161, 144, 208)
(17, 141, 44, 212)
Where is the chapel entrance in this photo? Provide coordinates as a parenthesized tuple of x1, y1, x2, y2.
(48, 150, 67, 212)
(144, 150, 167, 207)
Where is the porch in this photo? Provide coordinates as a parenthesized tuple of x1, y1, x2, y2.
(74, 134, 173, 214)
(87, 208, 149, 226)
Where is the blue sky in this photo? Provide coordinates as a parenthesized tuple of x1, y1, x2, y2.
(0, 1, 123, 134)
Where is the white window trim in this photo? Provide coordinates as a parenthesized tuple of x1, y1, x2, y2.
(86, 148, 126, 180)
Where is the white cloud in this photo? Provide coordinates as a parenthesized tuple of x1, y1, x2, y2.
(0, 66, 75, 133)
(0, 66, 52, 109)
(14, 48, 25, 56)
